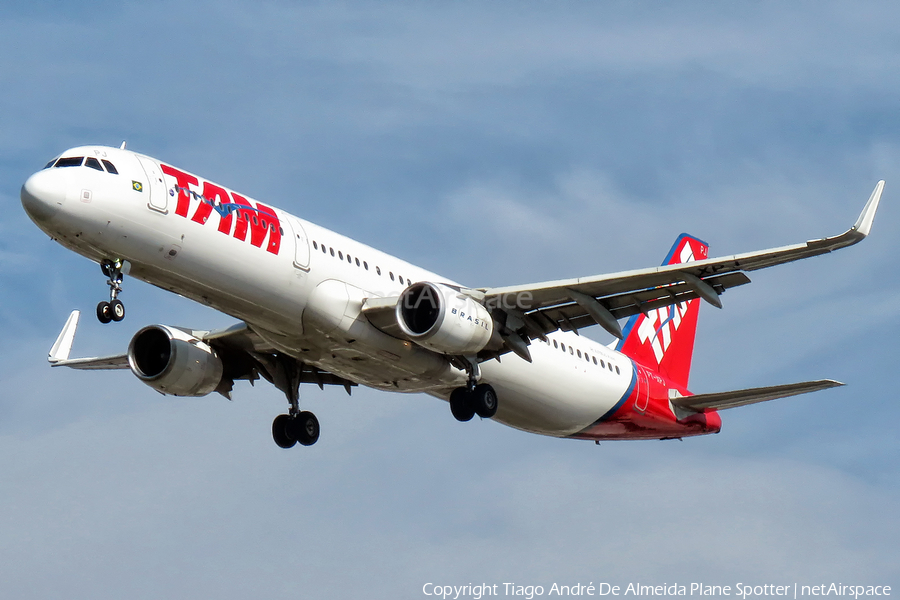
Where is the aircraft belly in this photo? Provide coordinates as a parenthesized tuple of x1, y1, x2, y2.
(480, 343, 631, 437)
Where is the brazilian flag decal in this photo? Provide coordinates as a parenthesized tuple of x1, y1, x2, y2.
(132, 181, 143, 192)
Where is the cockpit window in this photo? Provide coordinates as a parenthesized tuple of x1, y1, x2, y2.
(85, 157, 103, 171)
(55, 157, 84, 168)
(101, 160, 118, 174)
(44, 159, 57, 169)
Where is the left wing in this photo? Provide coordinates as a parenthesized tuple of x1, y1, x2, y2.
(478, 181, 884, 352)
(48, 310, 357, 395)
(49, 310, 129, 369)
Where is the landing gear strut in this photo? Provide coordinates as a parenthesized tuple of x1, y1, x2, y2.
(269, 356, 320, 449)
(96, 259, 125, 324)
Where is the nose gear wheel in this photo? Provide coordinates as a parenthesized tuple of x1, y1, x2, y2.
(97, 259, 126, 323)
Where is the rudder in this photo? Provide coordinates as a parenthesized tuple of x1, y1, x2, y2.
(616, 234, 709, 389)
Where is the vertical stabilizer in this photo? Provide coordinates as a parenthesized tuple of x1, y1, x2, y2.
(616, 234, 708, 389)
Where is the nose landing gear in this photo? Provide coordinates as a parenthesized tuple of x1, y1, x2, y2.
(96, 259, 125, 324)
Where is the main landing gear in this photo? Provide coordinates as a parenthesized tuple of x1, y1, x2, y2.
(272, 411, 320, 449)
(450, 383, 498, 422)
(449, 358, 498, 422)
(96, 259, 125, 324)
(269, 356, 320, 449)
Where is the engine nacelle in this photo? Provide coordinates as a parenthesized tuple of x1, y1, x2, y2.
(127, 325, 224, 397)
(396, 282, 494, 355)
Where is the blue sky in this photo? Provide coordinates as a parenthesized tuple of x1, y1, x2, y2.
(1, 2, 898, 598)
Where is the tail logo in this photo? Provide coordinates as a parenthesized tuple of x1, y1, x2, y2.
(635, 238, 697, 364)
(637, 303, 690, 363)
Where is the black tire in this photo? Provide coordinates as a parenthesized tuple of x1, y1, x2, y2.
(449, 388, 475, 422)
(272, 414, 296, 449)
(109, 299, 125, 322)
(472, 383, 498, 419)
(96, 301, 112, 324)
(293, 411, 320, 446)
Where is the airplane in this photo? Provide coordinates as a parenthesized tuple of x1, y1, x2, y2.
(20, 143, 884, 448)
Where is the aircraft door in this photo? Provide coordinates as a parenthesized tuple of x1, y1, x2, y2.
(285, 215, 310, 271)
(137, 156, 167, 213)
(634, 366, 650, 412)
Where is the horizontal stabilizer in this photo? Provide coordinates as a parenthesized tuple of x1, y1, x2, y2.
(672, 379, 844, 411)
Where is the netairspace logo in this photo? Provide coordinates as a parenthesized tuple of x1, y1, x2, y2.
(421, 582, 892, 600)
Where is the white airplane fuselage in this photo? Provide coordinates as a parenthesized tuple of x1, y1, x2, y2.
(22, 145, 731, 441)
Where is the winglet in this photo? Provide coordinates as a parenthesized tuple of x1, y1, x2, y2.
(853, 180, 884, 238)
(49, 310, 80, 364)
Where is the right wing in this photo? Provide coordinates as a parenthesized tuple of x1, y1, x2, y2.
(476, 181, 884, 357)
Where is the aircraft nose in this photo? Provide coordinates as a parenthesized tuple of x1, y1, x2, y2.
(21, 168, 67, 224)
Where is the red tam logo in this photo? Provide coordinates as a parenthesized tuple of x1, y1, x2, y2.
(161, 164, 281, 255)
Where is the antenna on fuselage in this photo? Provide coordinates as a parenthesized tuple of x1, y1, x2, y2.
(119, 141, 127, 149)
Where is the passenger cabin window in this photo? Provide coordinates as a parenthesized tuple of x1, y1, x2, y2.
(85, 157, 103, 171)
(101, 160, 118, 174)
(55, 157, 84, 168)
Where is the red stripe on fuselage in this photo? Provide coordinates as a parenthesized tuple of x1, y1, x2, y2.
(571, 363, 721, 441)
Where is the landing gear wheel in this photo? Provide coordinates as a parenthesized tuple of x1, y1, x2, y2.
(272, 414, 296, 449)
(450, 388, 475, 422)
(96, 301, 112, 324)
(291, 411, 320, 446)
(472, 383, 498, 419)
(109, 299, 125, 322)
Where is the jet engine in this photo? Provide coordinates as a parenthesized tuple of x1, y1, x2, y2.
(127, 325, 224, 396)
(396, 282, 494, 355)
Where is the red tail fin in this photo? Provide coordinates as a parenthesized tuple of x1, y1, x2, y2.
(616, 234, 709, 389)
